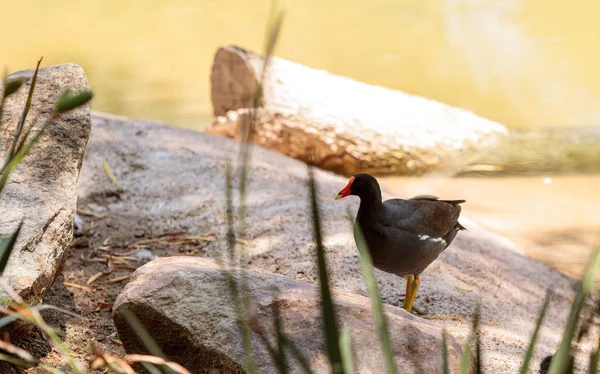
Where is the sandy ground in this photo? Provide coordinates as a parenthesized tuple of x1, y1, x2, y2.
(12, 114, 599, 373)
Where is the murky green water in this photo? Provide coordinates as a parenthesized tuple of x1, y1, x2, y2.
(3, 0, 600, 130)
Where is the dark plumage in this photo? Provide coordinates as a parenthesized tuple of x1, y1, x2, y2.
(538, 354, 574, 374)
(336, 173, 466, 312)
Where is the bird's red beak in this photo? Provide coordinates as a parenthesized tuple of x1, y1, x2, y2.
(335, 176, 355, 200)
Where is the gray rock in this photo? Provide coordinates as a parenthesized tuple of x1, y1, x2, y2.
(83, 113, 583, 373)
(0, 63, 91, 336)
(113, 256, 463, 374)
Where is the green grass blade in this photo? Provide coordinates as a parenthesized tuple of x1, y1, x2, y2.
(282, 336, 315, 374)
(0, 95, 4, 129)
(54, 89, 93, 113)
(34, 304, 81, 319)
(0, 222, 22, 276)
(548, 246, 600, 374)
(119, 307, 177, 374)
(347, 212, 396, 374)
(222, 270, 257, 374)
(460, 306, 481, 374)
(307, 164, 343, 373)
(519, 291, 551, 374)
(7, 57, 42, 161)
(0, 303, 78, 329)
(589, 335, 600, 374)
(0, 120, 50, 195)
(222, 162, 257, 374)
(0, 353, 35, 368)
(263, 0, 284, 61)
(273, 301, 289, 374)
(141, 361, 164, 374)
(473, 307, 482, 374)
(39, 365, 68, 374)
(237, 3, 285, 239)
(441, 329, 450, 374)
(255, 328, 280, 372)
(0, 313, 20, 329)
(119, 307, 164, 358)
(3, 77, 24, 97)
(589, 301, 600, 374)
(252, 296, 288, 374)
(255, 0, 284, 111)
(459, 341, 471, 374)
(339, 325, 355, 374)
(0, 76, 25, 126)
(225, 162, 236, 259)
(253, 301, 291, 374)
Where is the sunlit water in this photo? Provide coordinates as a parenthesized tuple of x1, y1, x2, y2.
(381, 175, 600, 281)
(3, 0, 600, 130)
(2, 0, 600, 279)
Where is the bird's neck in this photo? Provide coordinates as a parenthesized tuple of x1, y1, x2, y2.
(358, 191, 383, 212)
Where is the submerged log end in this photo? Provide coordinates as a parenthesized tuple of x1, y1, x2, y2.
(210, 46, 258, 117)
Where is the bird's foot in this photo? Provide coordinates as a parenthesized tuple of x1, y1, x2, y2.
(411, 305, 427, 315)
(403, 275, 420, 313)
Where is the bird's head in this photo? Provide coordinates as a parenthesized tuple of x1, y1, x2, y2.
(335, 173, 381, 201)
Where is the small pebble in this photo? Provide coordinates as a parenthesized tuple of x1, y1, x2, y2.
(133, 227, 146, 238)
(134, 248, 155, 264)
(73, 215, 85, 236)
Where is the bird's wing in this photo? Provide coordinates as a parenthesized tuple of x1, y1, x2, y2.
(357, 219, 448, 275)
(411, 195, 466, 205)
(410, 194, 440, 201)
(382, 198, 464, 239)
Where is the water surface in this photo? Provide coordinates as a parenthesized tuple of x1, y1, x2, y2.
(3, 0, 600, 130)
(382, 175, 600, 281)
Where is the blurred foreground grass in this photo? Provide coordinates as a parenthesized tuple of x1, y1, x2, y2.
(2, 14, 600, 373)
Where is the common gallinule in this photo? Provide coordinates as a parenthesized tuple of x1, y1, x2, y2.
(335, 173, 466, 313)
(538, 354, 574, 374)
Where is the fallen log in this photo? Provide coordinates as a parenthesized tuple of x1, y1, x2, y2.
(207, 45, 507, 176)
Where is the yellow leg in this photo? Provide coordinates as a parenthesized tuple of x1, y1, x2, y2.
(404, 275, 420, 313)
(403, 275, 414, 311)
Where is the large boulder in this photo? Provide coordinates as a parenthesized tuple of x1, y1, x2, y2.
(113, 256, 463, 374)
(207, 45, 508, 176)
(80, 113, 584, 373)
(0, 64, 92, 336)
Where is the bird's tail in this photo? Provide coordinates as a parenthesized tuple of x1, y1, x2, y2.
(440, 199, 466, 205)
